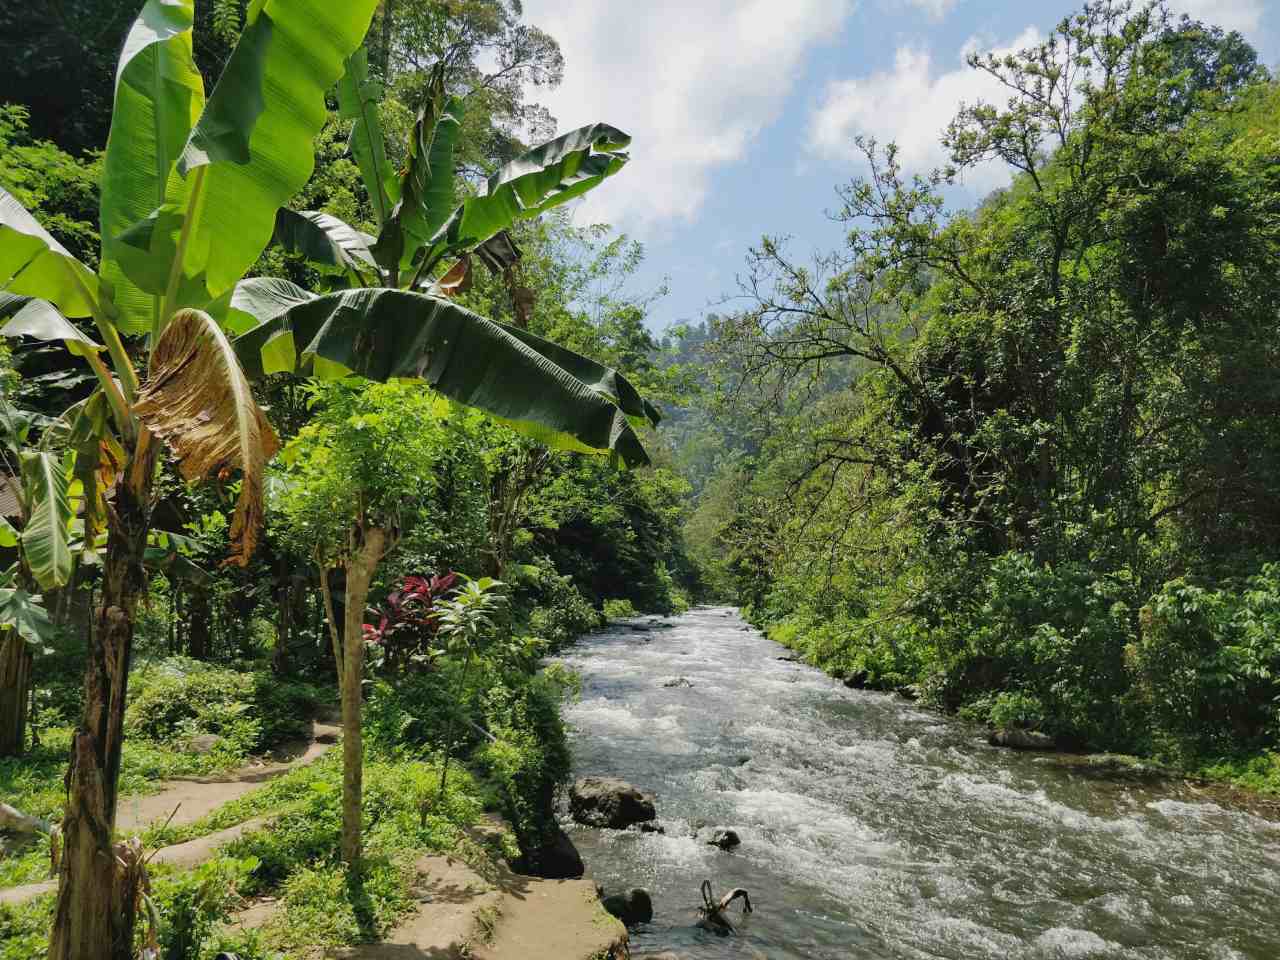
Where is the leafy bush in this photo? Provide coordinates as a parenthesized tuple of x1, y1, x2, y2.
(602, 598, 638, 620)
(126, 657, 319, 755)
(477, 666, 577, 862)
(150, 856, 259, 960)
(1133, 567, 1280, 759)
(526, 565, 602, 650)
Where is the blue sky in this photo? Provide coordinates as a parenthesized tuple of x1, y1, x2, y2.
(521, 0, 1279, 334)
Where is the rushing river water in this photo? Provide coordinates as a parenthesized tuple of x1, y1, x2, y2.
(552, 607, 1280, 960)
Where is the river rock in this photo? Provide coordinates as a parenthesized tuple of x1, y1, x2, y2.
(570, 777, 657, 829)
(708, 828, 741, 850)
(187, 733, 223, 754)
(518, 825, 584, 879)
(600, 887, 653, 926)
(989, 728, 1057, 751)
(662, 677, 693, 688)
(842, 671, 869, 689)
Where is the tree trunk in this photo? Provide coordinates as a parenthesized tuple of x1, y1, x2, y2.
(0, 629, 31, 757)
(187, 586, 211, 661)
(338, 528, 387, 866)
(273, 574, 292, 676)
(49, 445, 154, 960)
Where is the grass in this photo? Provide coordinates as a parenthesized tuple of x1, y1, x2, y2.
(0, 754, 507, 960)
(1195, 750, 1280, 795)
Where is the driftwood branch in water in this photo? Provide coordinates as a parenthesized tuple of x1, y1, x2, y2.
(697, 879, 753, 935)
(0, 802, 52, 835)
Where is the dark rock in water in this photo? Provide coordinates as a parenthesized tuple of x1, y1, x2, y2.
(708, 828, 741, 850)
(896, 684, 921, 701)
(989, 728, 1057, 751)
(638, 821, 666, 835)
(516, 825, 584, 879)
(570, 776, 657, 829)
(662, 677, 693, 688)
(776, 654, 802, 662)
(735, 755, 751, 766)
(188, 733, 223, 754)
(842, 671, 869, 689)
(601, 888, 653, 926)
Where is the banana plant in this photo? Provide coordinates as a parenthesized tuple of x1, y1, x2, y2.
(0, 3, 653, 951)
(241, 49, 661, 436)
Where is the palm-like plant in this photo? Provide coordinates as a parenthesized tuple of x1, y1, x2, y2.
(0, 2, 652, 956)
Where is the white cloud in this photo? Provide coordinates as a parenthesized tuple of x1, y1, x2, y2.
(807, 27, 1040, 193)
(895, 0, 958, 20)
(1166, 0, 1264, 35)
(520, 0, 855, 232)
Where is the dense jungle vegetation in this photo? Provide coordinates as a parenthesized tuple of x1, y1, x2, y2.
(0, 1, 691, 957)
(681, 3, 1280, 791)
(1, 0, 1279, 957)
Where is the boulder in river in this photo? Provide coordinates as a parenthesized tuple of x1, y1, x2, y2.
(519, 824, 585, 879)
(989, 728, 1057, 751)
(708, 828, 741, 850)
(570, 776, 657, 829)
(662, 677, 694, 688)
(600, 887, 654, 926)
(842, 671, 869, 689)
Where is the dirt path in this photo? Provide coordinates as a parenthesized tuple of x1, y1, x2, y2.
(324, 849, 627, 960)
(115, 717, 339, 832)
(0, 717, 339, 907)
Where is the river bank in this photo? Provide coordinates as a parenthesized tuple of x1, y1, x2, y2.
(554, 606, 1280, 960)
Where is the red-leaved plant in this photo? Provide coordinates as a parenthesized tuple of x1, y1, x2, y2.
(363, 572, 459, 672)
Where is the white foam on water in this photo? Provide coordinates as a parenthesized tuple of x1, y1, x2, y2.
(1033, 927, 1119, 957)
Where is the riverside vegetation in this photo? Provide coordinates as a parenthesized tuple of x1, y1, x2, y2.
(1, 1, 1279, 958)
(680, 2, 1280, 793)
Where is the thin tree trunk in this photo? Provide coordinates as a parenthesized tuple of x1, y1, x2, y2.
(187, 586, 211, 660)
(273, 575, 291, 676)
(0, 629, 31, 757)
(49, 446, 154, 960)
(339, 527, 387, 866)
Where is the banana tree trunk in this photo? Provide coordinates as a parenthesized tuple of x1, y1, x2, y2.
(0, 628, 31, 757)
(49, 446, 155, 960)
(338, 527, 387, 865)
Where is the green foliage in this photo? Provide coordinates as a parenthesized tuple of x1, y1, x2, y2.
(692, 2, 1280, 777)
(602, 598, 638, 620)
(1134, 568, 1280, 759)
(126, 657, 319, 755)
(476, 666, 577, 861)
(150, 856, 259, 960)
(525, 561, 603, 649)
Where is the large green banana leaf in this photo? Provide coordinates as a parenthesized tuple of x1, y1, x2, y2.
(0, 188, 101, 319)
(272, 209, 376, 278)
(337, 47, 397, 230)
(0, 293, 103, 359)
(229, 282, 651, 466)
(19, 451, 72, 591)
(135, 0, 380, 325)
(495, 322, 662, 428)
(427, 124, 631, 260)
(0, 588, 56, 646)
(378, 76, 465, 272)
(99, 0, 206, 335)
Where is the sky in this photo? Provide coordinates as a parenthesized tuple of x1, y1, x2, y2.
(518, 0, 1280, 334)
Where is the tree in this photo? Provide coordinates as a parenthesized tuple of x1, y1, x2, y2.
(0, 2, 650, 955)
(251, 49, 655, 866)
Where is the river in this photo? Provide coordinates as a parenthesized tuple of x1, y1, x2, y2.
(552, 606, 1280, 960)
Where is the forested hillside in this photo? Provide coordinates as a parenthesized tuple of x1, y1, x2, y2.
(682, 3, 1280, 788)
